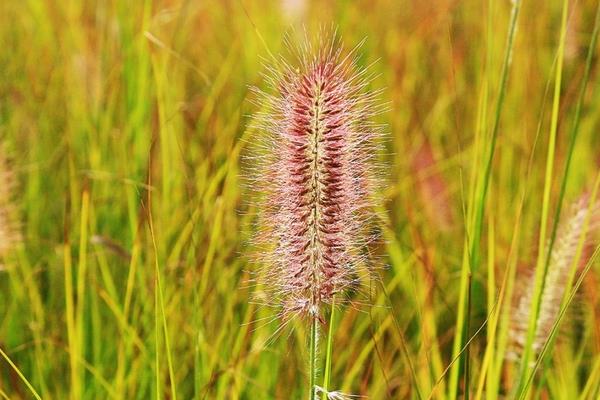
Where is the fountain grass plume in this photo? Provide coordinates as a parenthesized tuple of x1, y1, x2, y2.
(0, 145, 21, 259)
(247, 31, 383, 326)
(508, 194, 600, 361)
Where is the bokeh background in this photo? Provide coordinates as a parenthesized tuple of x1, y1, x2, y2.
(1, 0, 600, 398)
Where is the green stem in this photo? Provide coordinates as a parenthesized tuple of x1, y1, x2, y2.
(448, 1, 521, 398)
(514, 0, 569, 396)
(322, 298, 336, 399)
(309, 317, 319, 400)
(0, 346, 42, 400)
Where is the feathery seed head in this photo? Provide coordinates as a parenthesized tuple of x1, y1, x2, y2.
(248, 32, 382, 322)
(0, 146, 21, 259)
(508, 194, 600, 361)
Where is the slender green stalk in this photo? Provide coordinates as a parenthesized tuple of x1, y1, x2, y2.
(75, 189, 89, 396)
(0, 346, 42, 400)
(544, 0, 600, 326)
(448, 1, 521, 398)
(522, 2, 600, 396)
(309, 317, 319, 400)
(322, 298, 336, 399)
(64, 226, 78, 400)
(513, 0, 569, 396)
(155, 257, 160, 400)
(149, 213, 178, 400)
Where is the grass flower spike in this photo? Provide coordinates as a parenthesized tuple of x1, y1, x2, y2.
(508, 195, 600, 361)
(251, 33, 381, 323)
(0, 146, 21, 259)
(248, 32, 382, 398)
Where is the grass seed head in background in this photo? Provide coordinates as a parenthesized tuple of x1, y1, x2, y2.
(0, 146, 21, 260)
(247, 31, 383, 324)
(508, 194, 600, 362)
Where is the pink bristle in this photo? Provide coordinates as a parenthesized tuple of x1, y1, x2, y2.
(248, 32, 382, 322)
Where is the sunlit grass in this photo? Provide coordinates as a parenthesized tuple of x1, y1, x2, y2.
(1, 0, 600, 399)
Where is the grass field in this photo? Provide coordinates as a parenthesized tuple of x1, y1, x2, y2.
(2, 0, 600, 398)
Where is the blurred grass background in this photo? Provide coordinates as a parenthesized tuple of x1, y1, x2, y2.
(1, 0, 600, 398)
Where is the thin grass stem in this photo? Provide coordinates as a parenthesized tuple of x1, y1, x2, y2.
(322, 297, 336, 399)
(514, 0, 570, 395)
(309, 317, 319, 400)
(0, 346, 42, 400)
(448, 1, 521, 397)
